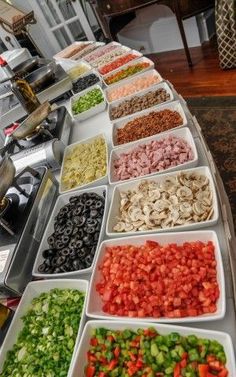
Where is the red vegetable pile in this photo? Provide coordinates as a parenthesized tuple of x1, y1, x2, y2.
(96, 240, 220, 318)
(99, 53, 139, 75)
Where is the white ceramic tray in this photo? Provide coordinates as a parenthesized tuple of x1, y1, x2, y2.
(72, 42, 105, 61)
(87, 230, 225, 322)
(105, 68, 163, 103)
(109, 127, 198, 184)
(106, 165, 219, 237)
(53, 41, 94, 60)
(72, 69, 103, 95)
(32, 185, 108, 278)
(70, 84, 106, 121)
(108, 81, 174, 123)
(84, 41, 122, 63)
(59, 133, 108, 194)
(68, 320, 236, 377)
(98, 49, 143, 76)
(0, 279, 88, 375)
(90, 46, 131, 69)
(103, 56, 155, 87)
(112, 100, 188, 147)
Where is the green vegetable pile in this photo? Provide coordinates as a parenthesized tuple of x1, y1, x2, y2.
(0, 288, 85, 377)
(84, 327, 228, 377)
(72, 88, 104, 114)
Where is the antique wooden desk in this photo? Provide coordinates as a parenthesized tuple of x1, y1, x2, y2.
(89, 0, 215, 66)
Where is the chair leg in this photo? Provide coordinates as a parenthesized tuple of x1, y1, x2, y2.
(174, 2, 193, 67)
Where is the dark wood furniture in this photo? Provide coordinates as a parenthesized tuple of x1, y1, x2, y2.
(89, 0, 215, 66)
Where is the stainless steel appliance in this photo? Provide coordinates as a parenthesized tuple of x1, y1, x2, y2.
(3, 106, 73, 172)
(0, 166, 58, 297)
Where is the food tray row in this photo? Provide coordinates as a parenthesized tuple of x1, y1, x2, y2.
(0, 280, 234, 377)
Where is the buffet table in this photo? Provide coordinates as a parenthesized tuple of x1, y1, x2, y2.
(0, 41, 235, 376)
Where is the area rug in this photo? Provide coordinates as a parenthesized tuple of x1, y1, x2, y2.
(187, 96, 236, 231)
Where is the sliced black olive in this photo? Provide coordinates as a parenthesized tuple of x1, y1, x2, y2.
(87, 226, 96, 234)
(47, 235, 55, 246)
(61, 235, 70, 245)
(77, 248, 86, 259)
(72, 258, 83, 270)
(55, 256, 66, 266)
(84, 254, 93, 267)
(90, 209, 98, 218)
(95, 200, 103, 209)
(38, 263, 47, 273)
(83, 234, 93, 246)
(72, 226, 79, 235)
(75, 239, 83, 249)
(64, 227, 73, 236)
(55, 240, 65, 250)
(60, 248, 70, 256)
(54, 267, 61, 274)
(87, 218, 97, 227)
(51, 257, 58, 267)
(77, 216, 86, 227)
(42, 248, 57, 259)
(69, 196, 79, 204)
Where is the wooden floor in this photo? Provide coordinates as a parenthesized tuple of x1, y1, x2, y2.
(148, 39, 236, 98)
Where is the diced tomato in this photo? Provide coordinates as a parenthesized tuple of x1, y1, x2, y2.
(108, 360, 118, 370)
(218, 369, 228, 377)
(98, 373, 106, 377)
(90, 337, 98, 346)
(96, 241, 219, 319)
(87, 352, 97, 362)
(128, 365, 138, 376)
(198, 364, 209, 377)
(209, 360, 222, 371)
(207, 373, 217, 377)
(106, 335, 114, 342)
(180, 358, 187, 368)
(114, 346, 120, 358)
(207, 355, 216, 363)
(86, 365, 95, 377)
(174, 362, 181, 377)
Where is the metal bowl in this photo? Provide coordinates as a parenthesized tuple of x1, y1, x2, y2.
(25, 62, 56, 92)
(13, 57, 39, 76)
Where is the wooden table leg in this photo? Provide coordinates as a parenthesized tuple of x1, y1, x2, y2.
(174, 0, 193, 67)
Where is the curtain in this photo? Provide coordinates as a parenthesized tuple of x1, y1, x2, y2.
(215, 0, 236, 69)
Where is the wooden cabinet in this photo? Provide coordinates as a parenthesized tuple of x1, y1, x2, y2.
(93, 0, 215, 66)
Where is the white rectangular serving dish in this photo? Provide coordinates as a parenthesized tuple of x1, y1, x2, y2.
(59, 133, 108, 194)
(103, 56, 155, 87)
(90, 46, 131, 69)
(53, 41, 94, 60)
(70, 84, 106, 121)
(109, 127, 198, 185)
(84, 41, 121, 63)
(0, 279, 88, 375)
(72, 42, 105, 61)
(67, 61, 92, 83)
(98, 49, 143, 76)
(69, 320, 236, 377)
(106, 165, 219, 237)
(32, 185, 108, 278)
(108, 81, 174, 123)
(105, 69, 163, 103)
(72, 70, 103, 95)
(86, 230, 225, 322)
(112, 100, 188, 148)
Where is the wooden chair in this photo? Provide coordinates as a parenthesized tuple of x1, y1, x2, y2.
(88, 0, 215, 66)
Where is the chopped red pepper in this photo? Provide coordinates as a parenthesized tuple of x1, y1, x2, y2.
(174, 363, 181, 377)
(108, 359, 118, 370)
(218, 369, 228, 377)
(209, 360, 222, 371)
(114, 346, 120, 358)
(87, 352, 97, 362)
(86, 365, 96, 377)
(198, 364, 209, 377)
(90, 337, 98, 346)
